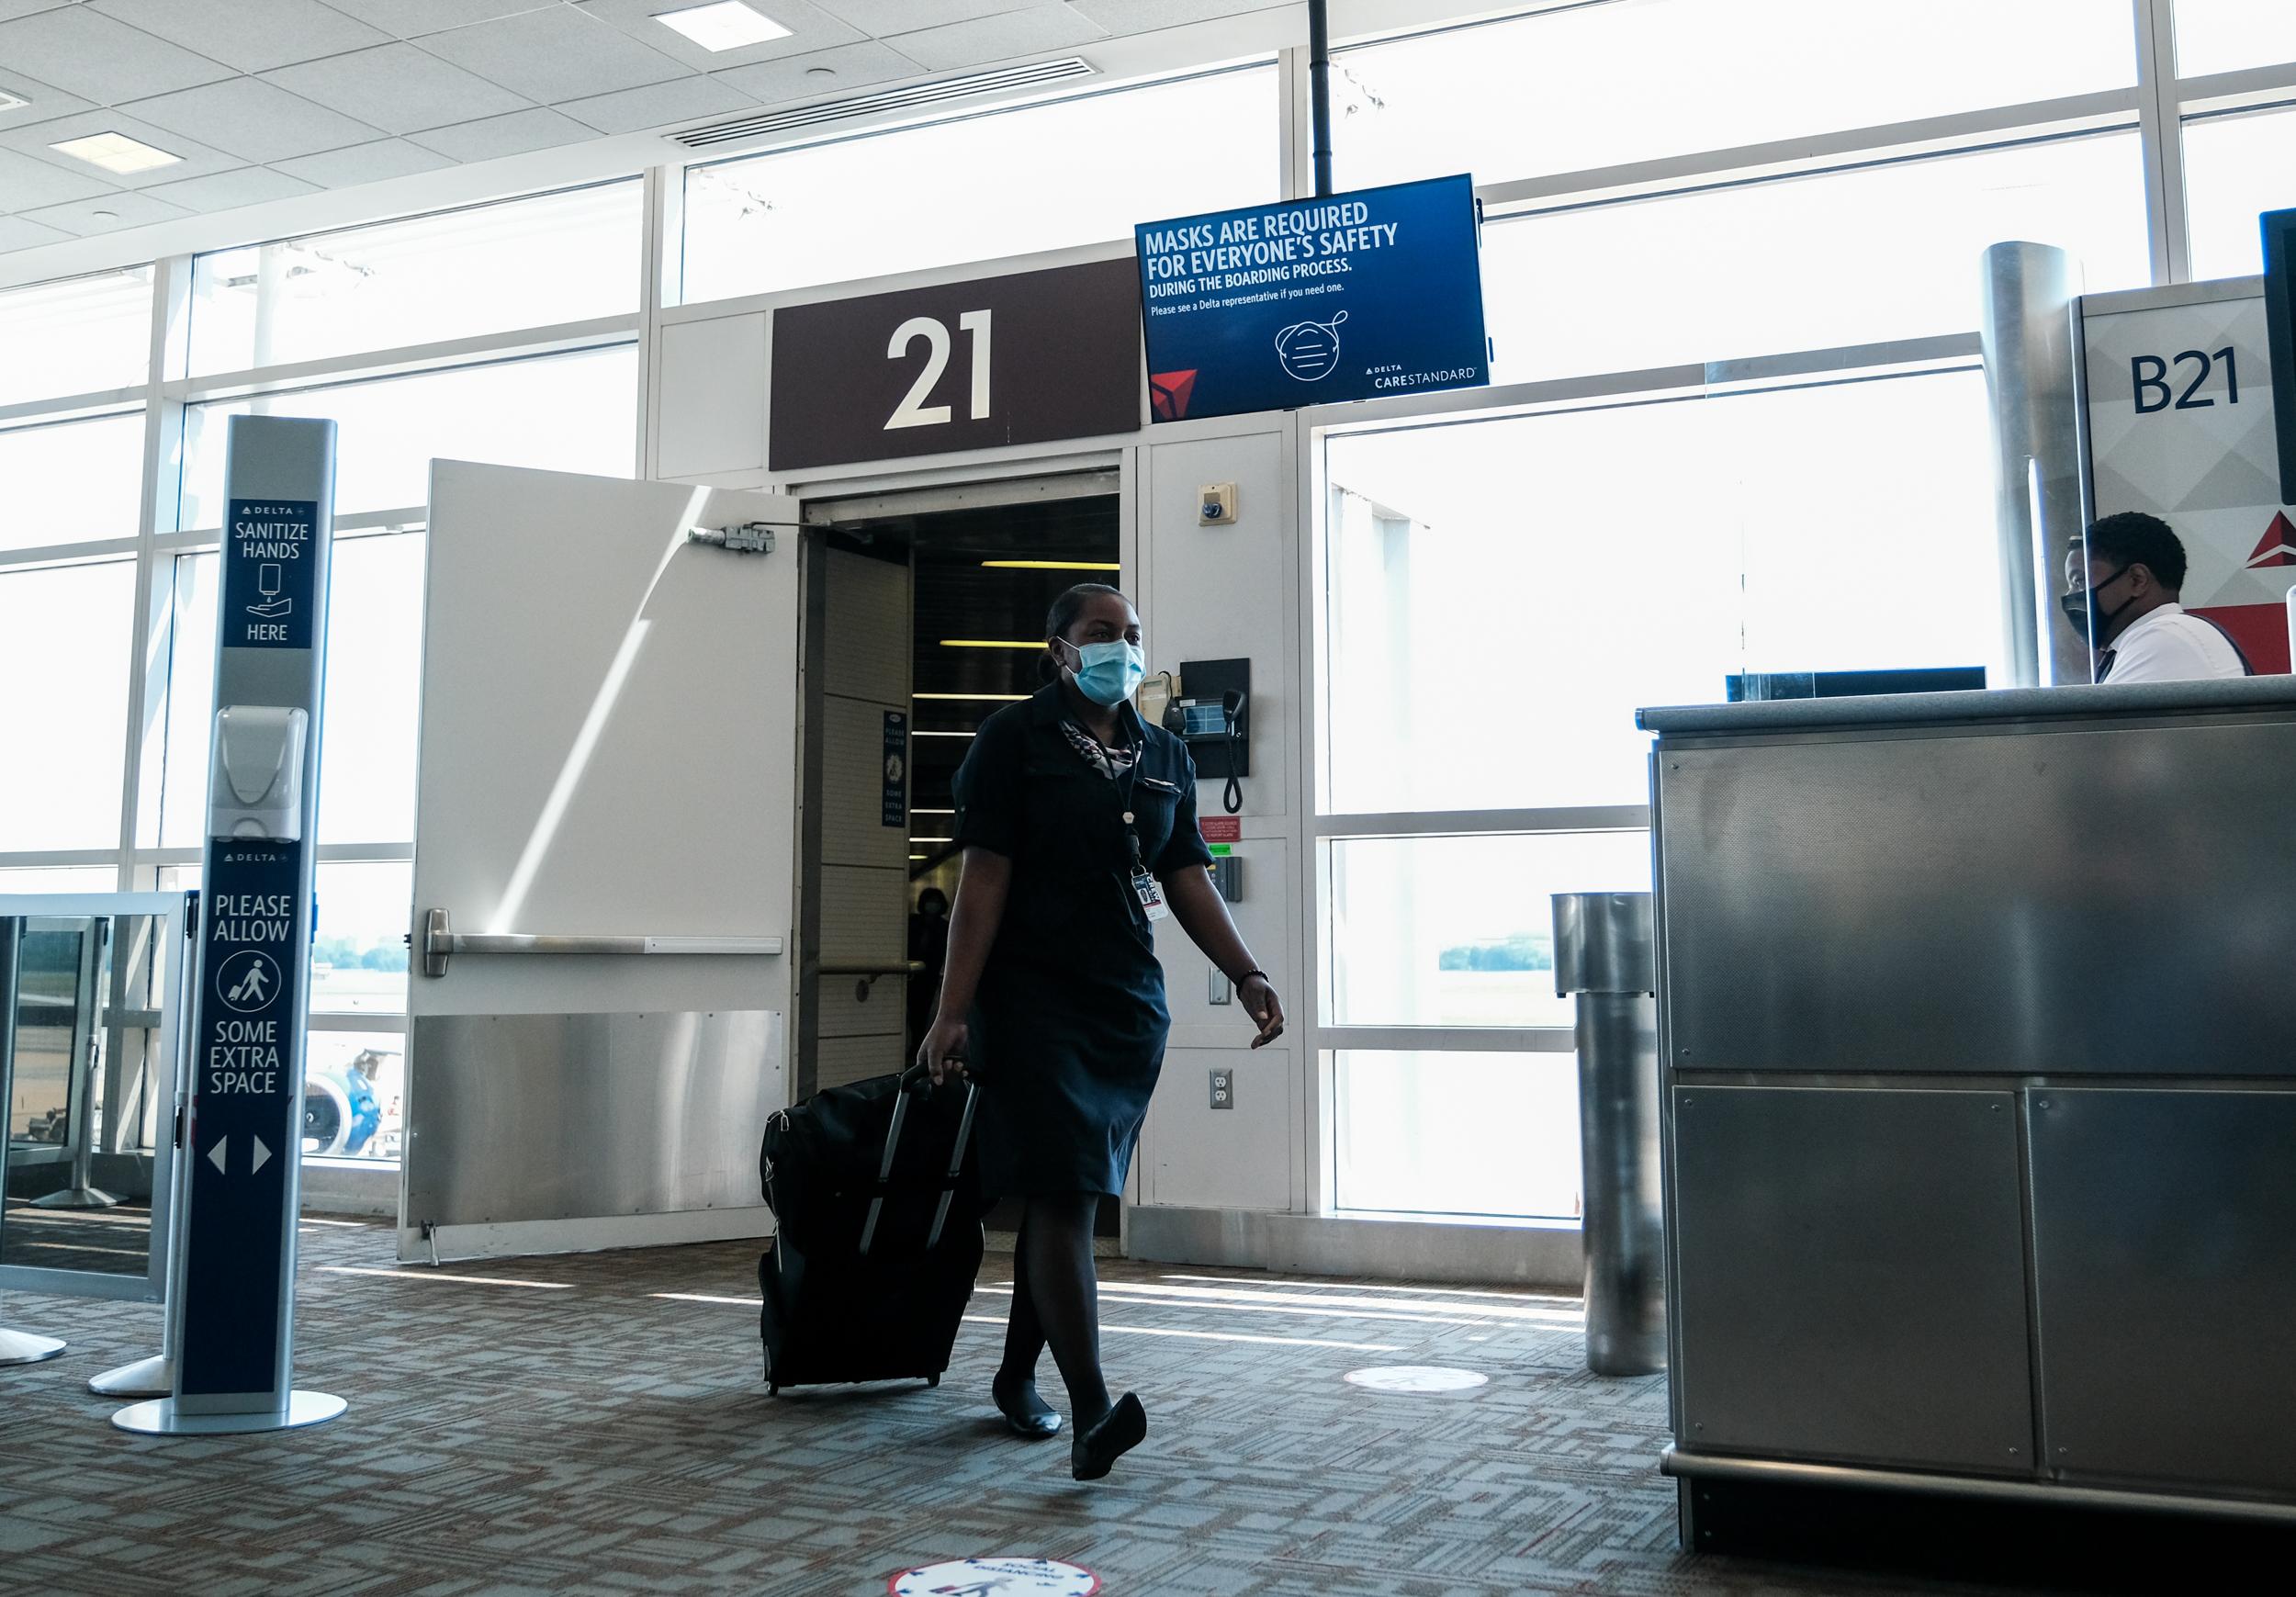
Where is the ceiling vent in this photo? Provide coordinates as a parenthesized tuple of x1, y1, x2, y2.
(675, 57, 1096, 150)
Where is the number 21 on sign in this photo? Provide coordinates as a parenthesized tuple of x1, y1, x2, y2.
(886, 309, 993, 431)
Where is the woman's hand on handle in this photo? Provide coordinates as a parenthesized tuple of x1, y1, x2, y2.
(917, 1017, 971, 1086)
(1238, 974, 1285, 1049)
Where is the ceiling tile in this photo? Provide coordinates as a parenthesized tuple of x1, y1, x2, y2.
(580, 0, 862, 73)
(0, 0, 76, 21)
(0, 144, 113, 209)
(264, 41, 532, 135)
(887, 6, 1104, 73)
(809, 0, 1031, 34)
(0, 71, 94, 132)
(90, 0, 393, 73)
(0, 6, 237, 104)
(141, 165, 322, 214)
(0, 212, 73, 253)
(19, 186, 190, 236)
(712, 39, 918, 102)
(558, 73, 755, 135)
(316, 0, 557, 37)
(272, 135, 454, 186)
(1071, 0, 1287, 28)
(416, 6, 689, 102)
(409, 105, 595, 161)
(121, 78, 385, 163)
(3, 109, 244, 189)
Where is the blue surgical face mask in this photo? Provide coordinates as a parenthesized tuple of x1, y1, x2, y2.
(1064, 638, 1145, 706)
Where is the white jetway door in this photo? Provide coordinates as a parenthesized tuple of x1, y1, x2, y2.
(402, 462, 800, 1263)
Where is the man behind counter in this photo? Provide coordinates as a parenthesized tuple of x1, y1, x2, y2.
(2063, 511, 2251, 684)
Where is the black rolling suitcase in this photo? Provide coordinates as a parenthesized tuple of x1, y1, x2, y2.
(756, 1064, 982, 1394)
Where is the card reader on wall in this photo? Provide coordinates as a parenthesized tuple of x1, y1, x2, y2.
(1164, 658, 1249, 814)
(208, 705, 309, 841)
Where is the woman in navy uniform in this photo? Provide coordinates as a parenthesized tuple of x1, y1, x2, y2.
(918, 583, 1283, 1481)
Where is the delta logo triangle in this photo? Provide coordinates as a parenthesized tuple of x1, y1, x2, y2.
(2246, 510, 2296, 568)
(1150, 370, 1198, 422)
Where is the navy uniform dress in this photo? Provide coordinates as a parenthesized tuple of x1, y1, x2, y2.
(951, 682, 1213, 1198)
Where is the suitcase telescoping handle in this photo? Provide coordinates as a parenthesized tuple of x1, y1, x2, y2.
(858, 1063, 977, 1257)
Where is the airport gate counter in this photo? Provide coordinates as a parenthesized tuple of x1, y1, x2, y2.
(1638, 675, 2296, 1548)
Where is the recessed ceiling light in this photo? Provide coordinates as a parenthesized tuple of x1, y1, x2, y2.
(51, 130, 182, 174)
(0, 88, 28, 114)
(657, 1, 790, 51)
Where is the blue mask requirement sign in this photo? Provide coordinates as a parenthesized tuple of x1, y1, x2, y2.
(178, 841, 305, 1397)
(222, 498, 319, 651)
(1136, 174, 1489, 422)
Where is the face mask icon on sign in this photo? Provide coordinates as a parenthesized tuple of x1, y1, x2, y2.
(1275, 309, 1348, 381)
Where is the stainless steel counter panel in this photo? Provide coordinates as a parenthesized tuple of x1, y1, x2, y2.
(406, 1010, 780, 1228)
(1658, 717, 2296, 1074)
(2027, 1087, 2296, 1497)
(1671, 1085, 2032, 1475)
(1639, 674, 2296, 735)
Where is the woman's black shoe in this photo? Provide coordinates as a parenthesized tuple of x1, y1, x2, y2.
(993, 1371, 1062, 1440)
(1070, 1391, 1146, 1481)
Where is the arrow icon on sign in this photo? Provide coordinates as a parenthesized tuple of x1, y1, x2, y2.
(208, 1138, 228, 1175)
(252, 1136, 271, 1175)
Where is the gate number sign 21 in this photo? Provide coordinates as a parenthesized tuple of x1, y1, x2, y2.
(2132, 346, 2239, 413)
(886, 310, 992, 431)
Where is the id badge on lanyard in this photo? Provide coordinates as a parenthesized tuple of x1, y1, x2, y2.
(1122, 800, 1171, 922)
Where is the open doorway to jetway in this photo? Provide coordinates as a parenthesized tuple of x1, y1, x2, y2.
(793, 478, 1122, 1238)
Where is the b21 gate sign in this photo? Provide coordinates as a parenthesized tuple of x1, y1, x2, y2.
(1135, 174, 1490, 422)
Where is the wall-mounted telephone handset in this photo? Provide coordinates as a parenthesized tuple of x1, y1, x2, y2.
(1162, 658, 1250, 815)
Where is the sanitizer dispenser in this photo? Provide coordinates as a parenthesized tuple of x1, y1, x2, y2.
(208, 705, 309, 841)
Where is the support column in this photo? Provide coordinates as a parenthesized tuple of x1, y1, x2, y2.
(1979, 242, 2088, 689)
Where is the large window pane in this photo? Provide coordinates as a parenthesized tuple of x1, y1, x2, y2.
(1329, 833, 1650, 1029)
(178, 346, 638, 528)
(0, 268, 152, 408)
(1335, 1052, 1580, 1219)
(159, 534, 424, 848)
(312, 860, 411, 1015)
(1484, 132, 2149, 383)
(0, 561, 134, 851)
(1336, 0, 2136, 190)
(188, 184, 642, 376)
(682, 68, 1278, 303)
(313, 534, 425, 845)
(2174, 0, 2296, 77)
(0, 412, 143, 551)
(1322, 369, 1999, 814)
(2182, 106, 2296, 281)
(306, 1029, 404, 1162)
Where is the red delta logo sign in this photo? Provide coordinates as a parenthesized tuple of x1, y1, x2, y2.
(2246, 510, 2296, 569)
(1149, 370, 1198, 422)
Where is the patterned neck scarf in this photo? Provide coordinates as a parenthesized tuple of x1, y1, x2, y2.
(1059, 717, 1138, 782)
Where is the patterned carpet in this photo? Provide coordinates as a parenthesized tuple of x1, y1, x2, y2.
(1, 1224, 2043, 1597)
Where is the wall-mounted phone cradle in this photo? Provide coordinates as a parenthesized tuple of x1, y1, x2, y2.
(1165, 656, 1249, 782)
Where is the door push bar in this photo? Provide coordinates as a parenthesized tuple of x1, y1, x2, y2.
(420, 907, 785, 978)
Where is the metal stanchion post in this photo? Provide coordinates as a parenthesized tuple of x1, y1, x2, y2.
(1552, 892, 1665, 1378)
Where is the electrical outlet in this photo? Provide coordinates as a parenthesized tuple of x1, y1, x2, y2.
(1210, 1068, 1234, 1110)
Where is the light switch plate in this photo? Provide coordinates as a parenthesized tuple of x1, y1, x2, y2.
(1209, 964, 1231, 1005)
